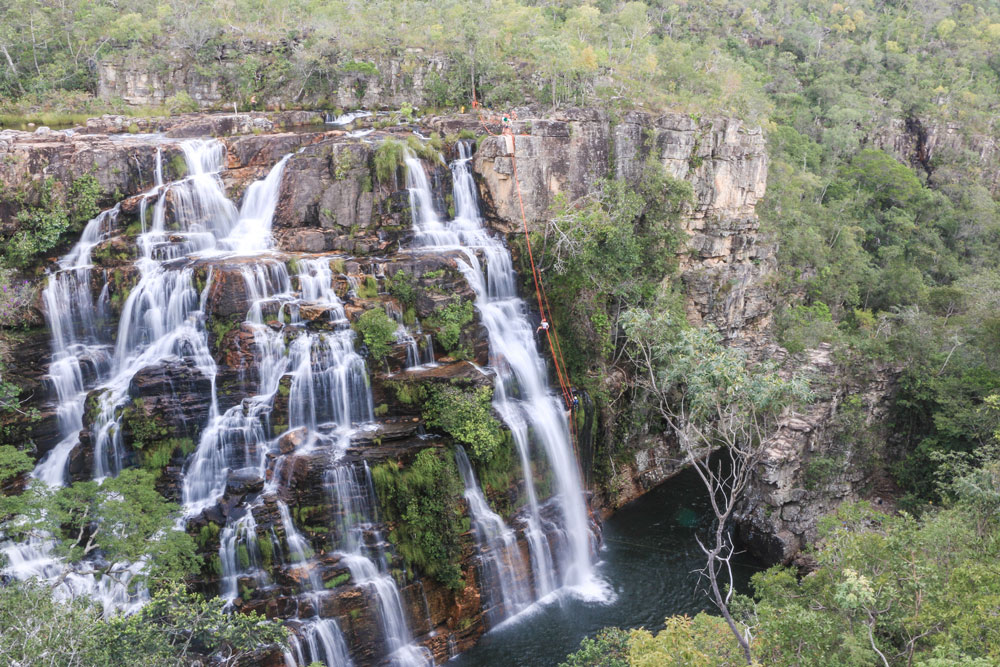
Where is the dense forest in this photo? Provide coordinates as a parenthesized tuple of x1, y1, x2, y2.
(1, 1, 1000, 666)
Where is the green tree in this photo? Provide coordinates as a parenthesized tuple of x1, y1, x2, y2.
(622, 315, 809, 664)
(2, 469, 199, 588)
(0, 579, 287, 666)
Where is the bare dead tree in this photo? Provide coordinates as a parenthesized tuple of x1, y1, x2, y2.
(622, 311, 809, 665)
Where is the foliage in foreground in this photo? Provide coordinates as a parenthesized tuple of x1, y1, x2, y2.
(564, 458, 1000, 666)
(0, 581, 287, 666)
(0, 466, 199, 588)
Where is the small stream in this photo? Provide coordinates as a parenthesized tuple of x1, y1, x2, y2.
(451, 466, 766, 666)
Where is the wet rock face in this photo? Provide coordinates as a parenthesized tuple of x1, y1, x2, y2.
(0, 130, 177, 226)
(469, 108, 782, 525)
(867, 117, 1000, 193)
(274, 143, 376, 235)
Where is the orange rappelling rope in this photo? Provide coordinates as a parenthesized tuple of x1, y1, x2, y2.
(470, 99, 587, 477)
(471, 99, 576, 413)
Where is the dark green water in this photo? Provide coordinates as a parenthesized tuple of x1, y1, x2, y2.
(451, 466, 765, 666)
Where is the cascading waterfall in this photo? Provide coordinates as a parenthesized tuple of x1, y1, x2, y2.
(181, 261, 292, 513)
(403, 143, 605, 619)
(219, 511, 272, 603)
(384, 302, 435, 369)
(0, 144, 227, 615)
(453, 445, 533, 624)
(278, 500, 353, 667)
(3, 140, 296, 619)
(328, 464, 432, 667)
(34, 204, 119, 486)
(4, 127, 604, 664)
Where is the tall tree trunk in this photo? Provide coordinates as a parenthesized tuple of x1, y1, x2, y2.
(1, 44, 22, 91)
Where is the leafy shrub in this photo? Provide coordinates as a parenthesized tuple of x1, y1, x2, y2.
(560, 627, 631, 667)
(5, 175, 101, 268)
(777, 301, 839, 355)
(340, 61, 378, 76)
(803, 455, 842, 490)
(386, 270, 415, 308)
(0, 269, 36, 328)
(164, 91, 199, 113)
(629, 614, 745, 666)
(356, 274, 378, 299)
(422, 386, 504, 463)
(425, 299, 474, 355)
(370, 448, 466, 590)
(353, 307, 397, 362)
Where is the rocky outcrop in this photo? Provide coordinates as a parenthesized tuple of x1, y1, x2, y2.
(83, 110, 323, 136)
(273, 142, 378, 238)
(868, 117, 1000, 192)
(0, 128, 180, 224)
(97, 48, 447, 110)
(735, 344, 898, 564)
(471, 108, 772, 343)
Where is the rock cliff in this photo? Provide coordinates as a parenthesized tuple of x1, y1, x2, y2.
(736, 344, 898, 565)
(468, 108, 772, 343)
(97, 49, 447, 110)
(0, 107, 900, 662)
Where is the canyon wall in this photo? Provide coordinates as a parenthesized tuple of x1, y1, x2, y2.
(0, 109, 899, 666)
(97, 50, 446, 110)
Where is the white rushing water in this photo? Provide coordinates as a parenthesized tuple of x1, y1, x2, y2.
(4, 132, 604, 665)
(454, 445, 533, 624)
(328, 464, 432, 667)
(404, 143, 606, 619)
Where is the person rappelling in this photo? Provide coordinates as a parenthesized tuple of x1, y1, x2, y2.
(536, 318, 549, 335)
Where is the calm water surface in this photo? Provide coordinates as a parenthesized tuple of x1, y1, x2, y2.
(451, 466, 765, 666)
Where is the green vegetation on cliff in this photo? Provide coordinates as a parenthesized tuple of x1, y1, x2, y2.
(0, 581, 287, 666)
(371, 447, 468, 591)
(423, 385, 505, 463)
(0, 467, 199, 587)
(353, 307, 398, 362)
(2, 174, 101, 269)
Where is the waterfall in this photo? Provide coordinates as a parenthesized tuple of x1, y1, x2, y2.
(2, 141, 296, 618)
(3, 127, 599, 663)
(454, 445, 533, 625)
(181, 261, 292, 513)
(219, 511, 272, 603)
(384, 301, 435, 370)
(0, 144, 225, 615)
(403, 143, 604, 619)
(328, 464, 432, 667)
(278, 501, 354, 667)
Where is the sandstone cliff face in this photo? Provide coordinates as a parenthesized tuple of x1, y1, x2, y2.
(736, 344, 897, 564)
(0, 128, 175, 220)
(98, 49, 446, 110)
(470, 108, 772, 343)
(868, 117, 1000, 192)
(466, 109, 905, 566)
